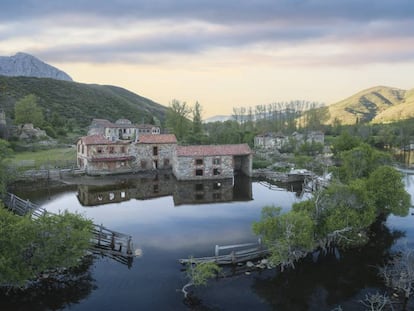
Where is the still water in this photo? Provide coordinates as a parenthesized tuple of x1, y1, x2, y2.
(2, 173, 414, 311)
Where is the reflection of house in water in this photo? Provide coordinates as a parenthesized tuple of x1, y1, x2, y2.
(77, 175, 252, 207)
(173, 176, 252, 206)
(77, 174, 174, 206)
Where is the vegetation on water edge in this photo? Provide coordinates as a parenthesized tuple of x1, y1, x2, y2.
(0, 205, 93, 288)
(253, 142, 411, 271)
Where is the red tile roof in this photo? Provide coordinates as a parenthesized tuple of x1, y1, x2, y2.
(79, 135, 129, 145)
(176, 144, 251, 157)
(137, 134, 177, 144)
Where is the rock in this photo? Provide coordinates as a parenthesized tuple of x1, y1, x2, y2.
(19, 123, 48, 140)
(246, 261, 254, 268)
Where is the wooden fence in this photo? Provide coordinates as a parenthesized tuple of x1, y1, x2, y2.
(179, 239, 269, 265)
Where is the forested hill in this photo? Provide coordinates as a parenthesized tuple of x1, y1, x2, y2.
(326, 86, 414, 125)
(0, 76, 167, 128)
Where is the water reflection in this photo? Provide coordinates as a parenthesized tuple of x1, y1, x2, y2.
(0, 256, 96, 311)
(77, 174, 253, 207)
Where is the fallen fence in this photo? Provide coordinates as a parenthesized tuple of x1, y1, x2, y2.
(2, 192, 135, 266)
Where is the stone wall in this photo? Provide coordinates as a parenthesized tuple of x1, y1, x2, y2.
(173, 155, 234, 180)
(130, 143, 175, 171)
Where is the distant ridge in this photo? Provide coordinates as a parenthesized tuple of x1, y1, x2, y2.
(326, 86, 414, 125)
(0, 52, 72, 81)
(203, 115, 234, 123)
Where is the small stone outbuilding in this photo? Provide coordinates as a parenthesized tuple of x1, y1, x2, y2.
(173, 144, 252, 181)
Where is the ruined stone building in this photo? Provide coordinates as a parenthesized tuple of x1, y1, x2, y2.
(173, 144, 252, 180)
(77, 119, 253, 179)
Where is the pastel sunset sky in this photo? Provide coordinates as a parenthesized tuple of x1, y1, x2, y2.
(1, 0, 414, 118)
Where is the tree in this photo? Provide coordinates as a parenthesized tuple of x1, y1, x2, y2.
(14, 94, 44, 127)
(187, 101, 205, 144)
(303, 106, 329, 131)
(331, 131, 361, 154)
(165, 99, 191, 141)
(366, 166, 411, 216)
(337, 143, 391, 183)
(181, 258, 221, 300)
(252, 206, 315, 271)
(0, 208, 93, 287)
(0, 139, 13, 193)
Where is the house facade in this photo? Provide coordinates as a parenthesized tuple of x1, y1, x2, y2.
(77, 135, 134, 175)
(172, 144, 252, 180)
(254, 132, 287, 149)
(130, 134, 177, 171)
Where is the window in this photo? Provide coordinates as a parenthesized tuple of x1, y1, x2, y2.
(109, 146, 114, 154)
(195, 169, 203, 176)
(77, 144, 80, 152)
(213, 168, 220, 175)
(153, 146, 158, 156)
(213, 158, 220, 165)
(195, 159, 203, 165)
(195, 184, 204, 191)
(213, 182, 222, 190)
(81, 145, 84, 154)
(164, 158, 170, 167)
(121, 191, 126, 198)
(121, 146, 125, 153)
(109, 192, 115, 200)
(153, 184, 159, 193)
(196, 194, 204, 200)
(97, 147, 103, 153)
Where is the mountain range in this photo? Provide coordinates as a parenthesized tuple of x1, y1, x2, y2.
(0, 52, 72, 81)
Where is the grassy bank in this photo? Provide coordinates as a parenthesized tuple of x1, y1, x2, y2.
(9, 147, 77, 169)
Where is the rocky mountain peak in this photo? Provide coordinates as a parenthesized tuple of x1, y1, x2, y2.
(0, 52, 73, 81)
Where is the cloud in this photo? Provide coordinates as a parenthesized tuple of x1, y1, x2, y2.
(1, 0, 414, 66)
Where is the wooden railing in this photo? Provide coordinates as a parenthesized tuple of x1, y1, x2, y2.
(2, 192, 135, 265)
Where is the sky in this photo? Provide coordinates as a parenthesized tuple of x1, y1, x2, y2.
(1, 0, 414, 118)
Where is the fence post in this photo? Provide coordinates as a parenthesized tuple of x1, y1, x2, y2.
(127, 236, 133, 255)
(98, 224, 103, 246)
(110, 233, 116, 249)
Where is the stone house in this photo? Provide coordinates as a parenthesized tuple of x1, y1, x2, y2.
(88, 118, 161, 141)
(130, 134, 177, 171)
(136, 124, 161, 135)
(254, 131, 325, 150)
(77, 129, 253, 179)
(77, 135, 134, 175)
(172, 144, 252, 181)
(254, 132, 287, 149)
(291, 131, 324, 145)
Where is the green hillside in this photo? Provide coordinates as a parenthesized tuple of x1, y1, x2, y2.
(0, 76, 167, 128)
(326, 86, 408, 125)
